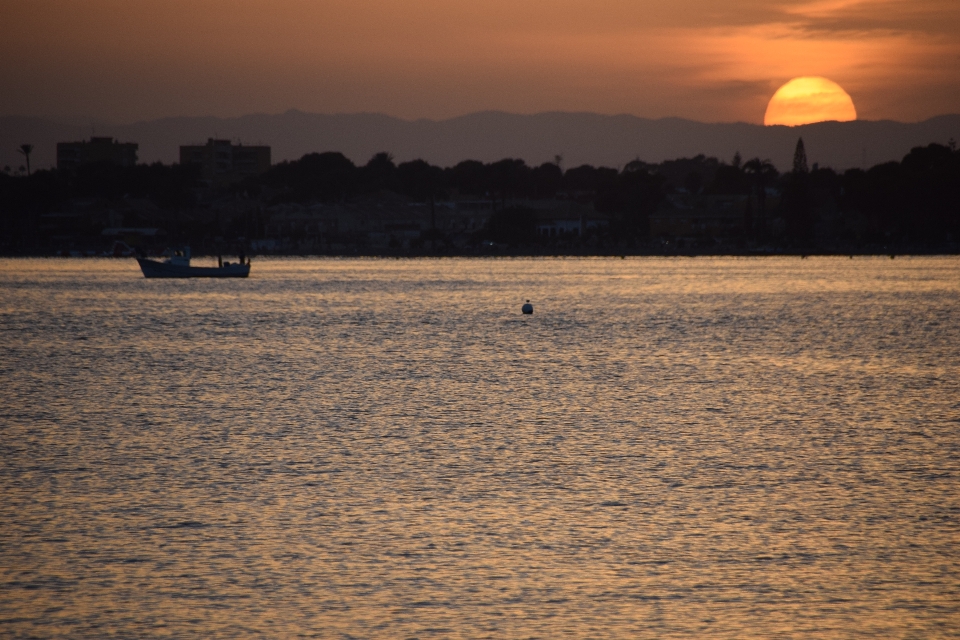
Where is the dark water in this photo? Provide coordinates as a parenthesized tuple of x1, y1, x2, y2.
(2, 257, 959, 638)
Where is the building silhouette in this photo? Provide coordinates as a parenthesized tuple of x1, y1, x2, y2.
(179, 139, 271, 187)
(57, 137, 138, 171)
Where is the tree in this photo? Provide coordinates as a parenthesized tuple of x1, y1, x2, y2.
(743, 158, 778, 237)
(612, 164, 663, 241)
(445, 160, 488, 197)
(707, 163, 749, 195)
(18, 144, 33, 176)
(793, 137, 809, 174)
(396, 159, 444, 202)
(396, 159, 446, 247)
(258, 152, 358, 202)
(360, 152, 398, 192)
(530, 162, 563, 199)
(784, 137, 814, 244)
(488, 158, 529, 207)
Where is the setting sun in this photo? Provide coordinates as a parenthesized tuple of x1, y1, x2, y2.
(764, 77, 857, 126)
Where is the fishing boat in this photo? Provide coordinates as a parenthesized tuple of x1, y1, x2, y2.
(137, 247, 250, 278)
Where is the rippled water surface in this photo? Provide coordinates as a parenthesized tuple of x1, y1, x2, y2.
(2, 257, 959, 638)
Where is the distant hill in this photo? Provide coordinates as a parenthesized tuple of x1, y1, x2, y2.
(2, 110, 958, 174)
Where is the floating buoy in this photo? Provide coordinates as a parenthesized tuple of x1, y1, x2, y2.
(521, 300, 533, 315)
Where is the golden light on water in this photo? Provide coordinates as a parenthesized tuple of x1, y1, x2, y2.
(764, 77, 857, 126)
(3, 257, 960, 637)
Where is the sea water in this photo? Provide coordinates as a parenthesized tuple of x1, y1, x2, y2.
(1, 256, 958, 638)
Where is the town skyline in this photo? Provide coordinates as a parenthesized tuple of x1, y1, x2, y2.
(4, 126, 958, 258)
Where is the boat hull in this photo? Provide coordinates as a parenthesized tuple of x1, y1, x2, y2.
(137, 258, 250, 278)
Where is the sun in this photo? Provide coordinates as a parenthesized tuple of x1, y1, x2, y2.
(764, 77, 857, 126)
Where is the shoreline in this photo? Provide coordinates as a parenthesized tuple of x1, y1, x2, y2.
(3, 248, 958, 259)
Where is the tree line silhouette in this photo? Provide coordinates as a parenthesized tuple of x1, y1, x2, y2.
(1, 140, 958, 252)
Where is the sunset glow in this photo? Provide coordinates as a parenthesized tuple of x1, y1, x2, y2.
(0, 1, 957, 124)
(764, 77, 857, 126)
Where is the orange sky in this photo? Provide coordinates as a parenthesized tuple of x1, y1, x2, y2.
(1, 0, 958, 124)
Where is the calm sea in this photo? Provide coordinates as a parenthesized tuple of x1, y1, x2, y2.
(2, 257, 959, 638)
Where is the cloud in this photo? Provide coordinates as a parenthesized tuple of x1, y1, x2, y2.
(0, 0, 956, 123)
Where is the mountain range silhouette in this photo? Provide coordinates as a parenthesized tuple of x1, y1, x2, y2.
(3, 110, 958, 173)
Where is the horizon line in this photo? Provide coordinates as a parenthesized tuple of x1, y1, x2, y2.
(3, 109, 959, 129)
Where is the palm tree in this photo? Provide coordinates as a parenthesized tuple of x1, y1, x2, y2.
(17, 144, 33, 176)
(743, 158, 778, 237)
